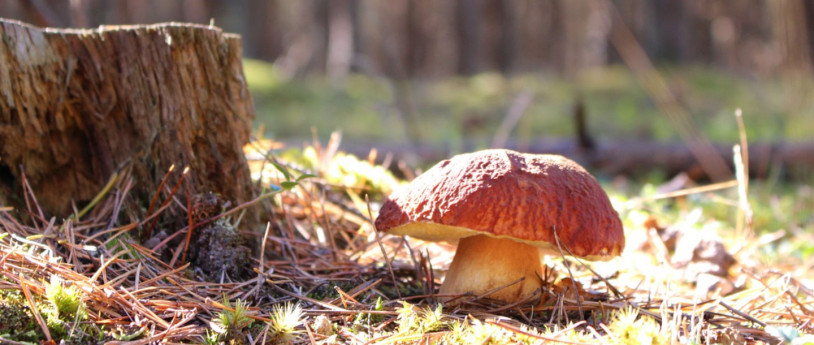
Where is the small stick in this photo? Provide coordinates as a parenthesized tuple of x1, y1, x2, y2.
(786, 306, 801, 325)
(20, 276, 52, 341)
(119, 287, 172, 329)
(734, 108, 754, 238)
(786, 289, 813, 316)
(315, 185, 339, 262)
(146, 166, 189, 240)
(552, 227, 585, 320)
(643, 179, 738, 201)
(514, 305, 533, 324)
(719, 301, 766, 327)
(473, 277, 525, 302)
(484, 287, 541, 313)
(402, 239, 420, 284)
(330, 278, 382, 305)
(735, 109, 749, 193)
(0, 336, 33, 345)
(144, 164, 175, 239)
(271, 284, 348, 312)
(252, 222, 272, 299)
(19, 170, 45, 231)
(366, 194, 401, 298)
(303, 323, 317, 345)
(74, 170, 119, 220)
(491, 90, 533, 149)
(426, 249, 436, 302)
(547, 320, 589, 341)
(89, 251, 126, 283)
(180, 187, 194, 266)
(134, 263, 141, 292)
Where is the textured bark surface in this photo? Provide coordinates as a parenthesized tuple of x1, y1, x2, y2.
(0, 19, 255, 220)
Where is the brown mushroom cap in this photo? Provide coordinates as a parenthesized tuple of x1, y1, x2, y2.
(375, 149, 624, 259)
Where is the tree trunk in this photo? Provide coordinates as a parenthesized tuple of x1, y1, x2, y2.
(455, 0, 480, 75)
(0, 19, 255, 223)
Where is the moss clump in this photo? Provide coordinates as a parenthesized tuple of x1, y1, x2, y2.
(607, 308, 671, 345)
(211, 298, 254, 345)
(190, 218, 251, 281)
(43, 275, 99, 342)
(267, 302, 303, 345)
(0, 292, 41, 342)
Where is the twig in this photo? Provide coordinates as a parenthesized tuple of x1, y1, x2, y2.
(366, 194, 401, 299)
(0, 337, 32, 345)
(635, 179, 738, 202)
(144, 164, 175, 239)
(484, 288, 541, 313)
(252, 222, 273, 300)
(180, 191, 193, 266)
(471, 277, 526, 302)
(786, 289, 813, 316)
(719, 301, 767, 327)
(330, 278, 382, 305)
(735, 109, 749, 193)
(74, 170, 119, 220)
(20, 276, 52, 341)
(491, 91, 533, 149)
(734, 108, 754, 238)
(19, 170, 45, 231)
(552, 227, 585, 320)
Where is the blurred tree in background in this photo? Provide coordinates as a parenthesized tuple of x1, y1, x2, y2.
(4, 0, 814, 180)
(3, 0, 811, 79)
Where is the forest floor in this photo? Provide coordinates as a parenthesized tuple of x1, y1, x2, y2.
(0, 132, 812, 344)
(1, 62, 813, 344)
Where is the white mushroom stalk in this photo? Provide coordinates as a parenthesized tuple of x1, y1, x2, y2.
(440, 235, 543, 301)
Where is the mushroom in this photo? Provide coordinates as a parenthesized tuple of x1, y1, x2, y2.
(374, 149, 624, 303)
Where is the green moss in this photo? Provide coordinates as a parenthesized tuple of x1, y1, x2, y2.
(211, 297, 255, 345)
(0, 291, 41, 342)
(42, 275, 92, 340)
(0, 285, 101, 344)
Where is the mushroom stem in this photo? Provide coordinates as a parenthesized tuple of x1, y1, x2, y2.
(440, 234, 543, 302)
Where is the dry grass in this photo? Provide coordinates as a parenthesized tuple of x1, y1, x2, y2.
(0, 134, 812, 344)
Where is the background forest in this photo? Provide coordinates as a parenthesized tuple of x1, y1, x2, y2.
(5, 0, 814, 154)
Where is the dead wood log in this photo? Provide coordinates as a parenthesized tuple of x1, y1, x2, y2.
(335, 139, 814, 181)
(0, 19, 255, 224)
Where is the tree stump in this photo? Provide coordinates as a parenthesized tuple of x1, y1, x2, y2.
(0, 19, 255, 223)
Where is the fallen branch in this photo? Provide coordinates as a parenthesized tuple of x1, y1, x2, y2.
(330, 139, 814, 180)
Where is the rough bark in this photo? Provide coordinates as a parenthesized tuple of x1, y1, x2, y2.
(0, 19, 255, 222)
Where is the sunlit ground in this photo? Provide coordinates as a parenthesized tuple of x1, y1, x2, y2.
(245, 135, 814, 343)
(0, 60, 810, 344)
